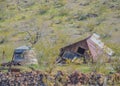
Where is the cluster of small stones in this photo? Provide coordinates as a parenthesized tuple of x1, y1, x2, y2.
(0, 71, 119, 86)
(0, 71, 46, 86)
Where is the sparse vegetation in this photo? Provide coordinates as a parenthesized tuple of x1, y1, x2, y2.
(0, 0, 120, 85)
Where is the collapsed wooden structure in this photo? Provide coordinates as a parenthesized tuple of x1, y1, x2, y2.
(56, 33, 114, 63)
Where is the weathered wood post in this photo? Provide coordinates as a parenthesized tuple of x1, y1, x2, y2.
(2, 50, 6, 63)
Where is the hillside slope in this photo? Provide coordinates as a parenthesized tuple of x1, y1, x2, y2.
(0, 0, 120, 63)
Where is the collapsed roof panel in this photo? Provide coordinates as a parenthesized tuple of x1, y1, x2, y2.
(87, 38, 103, 61)
(62, 51, 81, 60)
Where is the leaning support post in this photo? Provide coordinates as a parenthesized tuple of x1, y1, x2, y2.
(8, 53, 14, 72)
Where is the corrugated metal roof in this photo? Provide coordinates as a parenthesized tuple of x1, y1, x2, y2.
(89, 33, 104, 49)
(89, 33, 114, 56)
(15, 46, 30, 50)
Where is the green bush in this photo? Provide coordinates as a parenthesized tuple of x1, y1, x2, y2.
(57, 9, 68, 17)
(111, 57, 120, 73)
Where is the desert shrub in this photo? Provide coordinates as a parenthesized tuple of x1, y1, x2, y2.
(0, 44, 14, 64)
(77, 13, 98, 21)
(0, 29, 9, 44)
(39, 4, 49, 15)
(21, 16, 26, 20)
(18, 0, 35, 8)
(39, 9, 47, 15)
(85, 23, 95, 32)
(36, 51, 44, 65)
(0, 37, 7, 44)
(90, 55, 109, 74)
(57, 9, 69, 17)
(0, 17, 4, 22)
(0, 11, 6, 22)
(26, 64, 39, 70)
(53, 0, 65, 8)
(106, 44, 120, 56)
(101, 33, 112, 39)
(114, 28, 118, 32)
(78, 14, 87, 21)
(111, 57, 120, 73)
